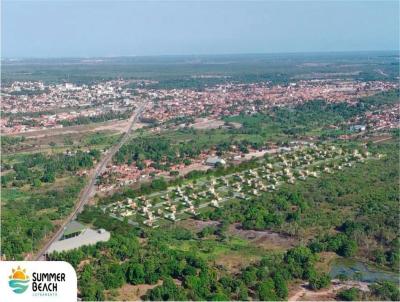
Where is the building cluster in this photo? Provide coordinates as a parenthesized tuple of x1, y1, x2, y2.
(342, 103, 399, 135)
(2, 78, 397, 134)
(139, 80, 398, 123)
(364, 105, 399, 131)
(1, 80, 140, 133)
(97, 152, 212, 192)
(103, 143, 374, 228)
(97, 144, 287, 192)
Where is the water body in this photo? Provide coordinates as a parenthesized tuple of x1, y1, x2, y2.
(329, 258, 399, 283)
(9, 279, 29, 293)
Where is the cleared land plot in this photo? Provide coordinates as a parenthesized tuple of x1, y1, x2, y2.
(190, 118, 225, 130)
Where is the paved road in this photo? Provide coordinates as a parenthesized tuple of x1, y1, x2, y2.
(33, 104, 145, 260)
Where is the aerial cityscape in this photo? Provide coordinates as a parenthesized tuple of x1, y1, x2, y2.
(1, 1, 399, 302)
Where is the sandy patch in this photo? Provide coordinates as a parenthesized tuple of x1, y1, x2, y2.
(95, 121, 146, 133)
(190, 118, 225, 130)
(178, 162, 211, 175)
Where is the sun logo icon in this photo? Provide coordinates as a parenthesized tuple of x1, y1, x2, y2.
(8, 266, 30, 294)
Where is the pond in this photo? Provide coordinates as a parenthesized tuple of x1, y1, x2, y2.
(329, 258, 399, 283)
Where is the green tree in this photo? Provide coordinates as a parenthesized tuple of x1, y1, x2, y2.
(32, 178, 42, 187)
(146, 277, 187, 301)
(126, 263, 145, 285)
(370, 281, 400, 301)
(41, 170, 55, 183)
(98, 263, 125, 289)
(308, 273, 331, 290)
(273, 273, 288, 299)
(257, 278, 279, 301)
(337, 288, 361, 301)
(338, 239, 357, 257)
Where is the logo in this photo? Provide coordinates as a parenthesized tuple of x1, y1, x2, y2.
(1, 261, 77, 301)
(9, 266, 30, 294)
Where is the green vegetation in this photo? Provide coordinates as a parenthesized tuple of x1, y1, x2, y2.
(2, 177, 85, 259)
(199, 142, 399, 268)
(2, 130, 121, 155)
(225, 89, 399, 138)
(337, 287, 362, 301)
(63, 140, 399, 300)
(1, 135, 26, 147)
(113, 90, 398, 174)
(59, 110, 132, 127)
(369, 281, 400, 301)
(1, 146, 102, 259)
(336, 280, 400, 301)
(49, 225, 329, 301)
(2, 150, 99, 188)
(2, 54, 399, 300)
(3, 52, 398, 85)
(83, 132, 122, 147)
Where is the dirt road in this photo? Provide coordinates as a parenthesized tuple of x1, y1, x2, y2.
(33, 104, 146, 260)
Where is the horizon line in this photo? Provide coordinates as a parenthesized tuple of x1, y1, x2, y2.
(2, 49, 399, 61)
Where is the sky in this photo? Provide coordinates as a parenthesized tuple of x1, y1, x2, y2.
(2, 1, 399, 58)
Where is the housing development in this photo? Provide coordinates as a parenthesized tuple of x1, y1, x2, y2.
(103, 144, 376, 228)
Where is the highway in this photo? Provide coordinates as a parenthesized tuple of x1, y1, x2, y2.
(33, 104, 145, 260)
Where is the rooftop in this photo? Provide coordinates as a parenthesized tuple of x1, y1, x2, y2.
(63, 221, 86, 237)
(206, 156, 226, 165)
(48, 228, 111, 254)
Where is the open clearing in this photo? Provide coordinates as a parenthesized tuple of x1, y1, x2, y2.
(177, 219, 220, 232)
(228, 223, 298, 251)
(110, 280, 163, 301)
(190, 118, 225, 130)
(214, 250, 261, 273)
